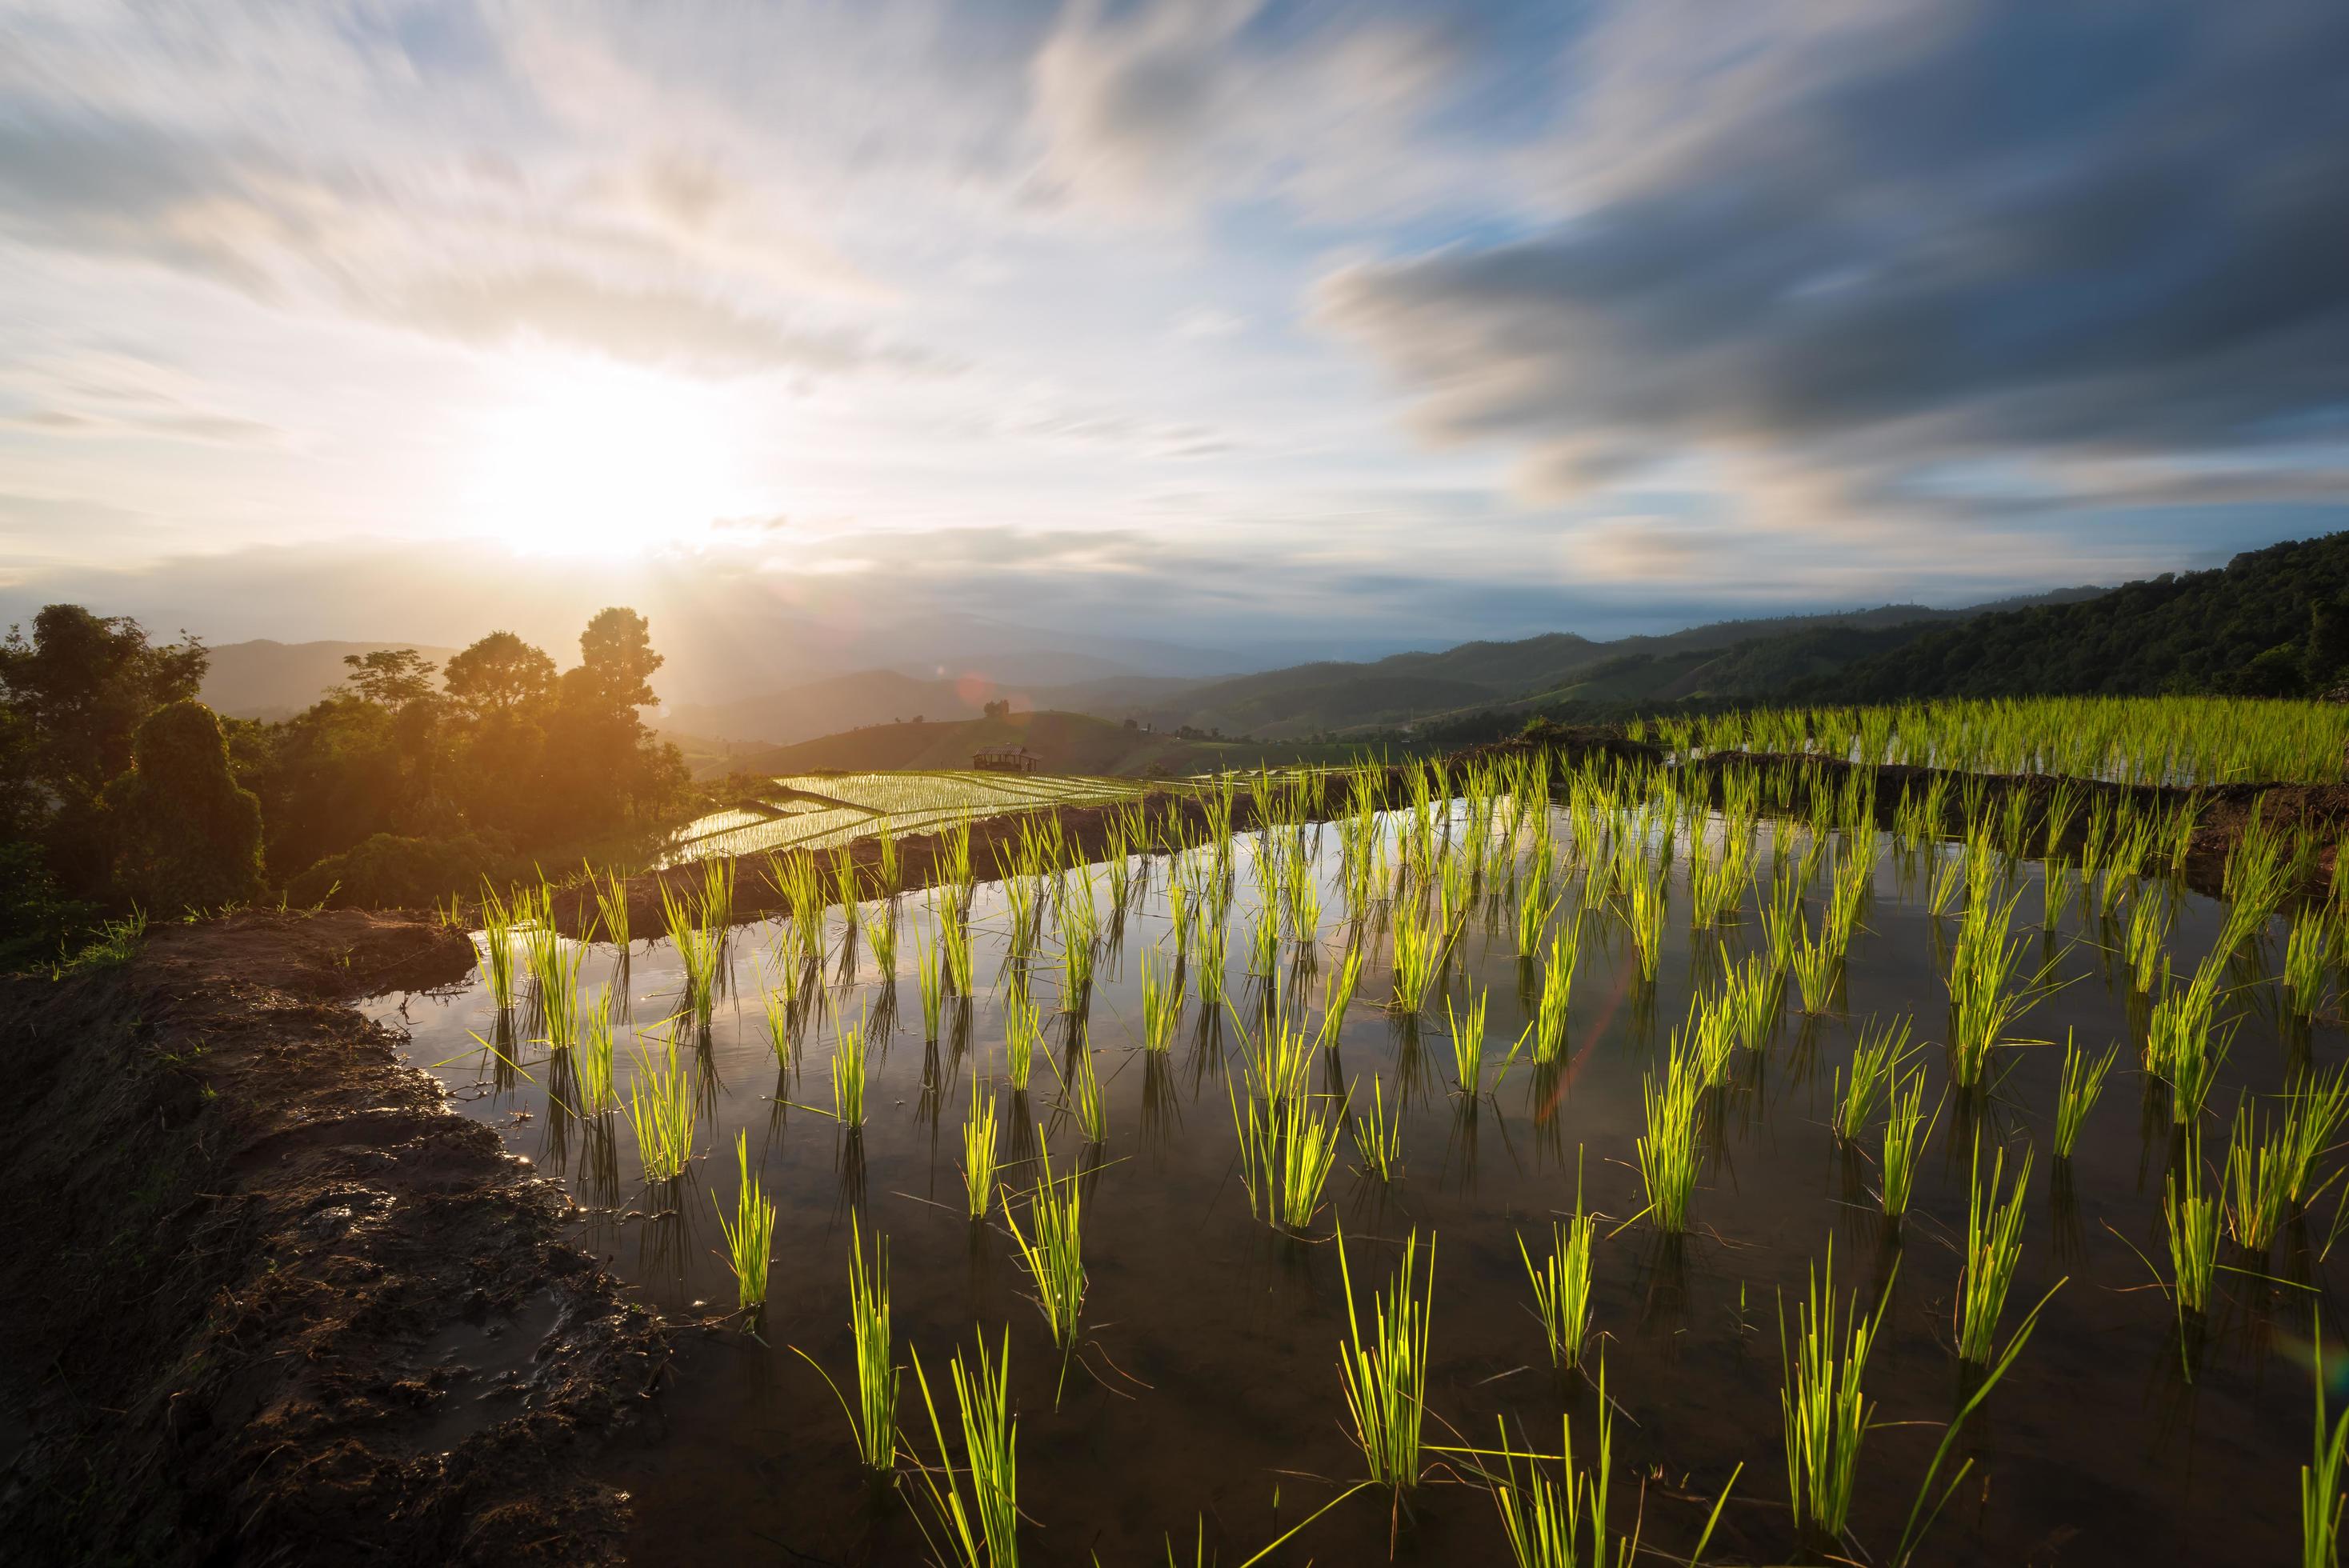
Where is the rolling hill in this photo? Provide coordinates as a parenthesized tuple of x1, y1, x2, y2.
(199, 638, 462, 720)
(686, 710, 1378, 782)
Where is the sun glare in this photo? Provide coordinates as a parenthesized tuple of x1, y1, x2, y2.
(463, 362, 747, 557)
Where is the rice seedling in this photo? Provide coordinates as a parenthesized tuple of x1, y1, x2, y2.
(712, 1130, 774, 1322)
(661, 880, 725, 1027)
(1531, 918, 1579, 1065)
(1635, 1034, 1705, 1233)
(1247, 896, 1279, 978)
(917, 928, 947, 1041)
(1515, 877, 1556, 960)
(962, 1074, 999, 1222)
(1050, 1031, 1109, 1145)
(1832, 1015, 1911, 1143)
(1351, 1074, 1403, 1182)
(1319, 942, 1364, 1048)
(2040, 862, 2074, 933)
(2125, 894, 2171, 995)
(907, 1330, 1019, 1568)
(1519, 1158, 1596, 1371)
(2052, 1033, 2117, 1158)
(1955, 1138, 2033, 1365)
(1446, 990, 1524, 1102)
(1780, 1241, 1891, 1546)
(1140, 945, 1181, 1053)
(588, 863, 631, 952)
(1927, 852, 1964, 918)
(2287, 904, 2333, 1018)
(830, 1011, 870, 1130)
(1791, 917, 1842, 1014)
(793, 1214, 898, 1475)
(625, 1029, 698, 1183)
(2283, 1063, 2349, 1211)
(575, 995, 618, 1114)
(1486, 1370, 1615, 1568)
(939, 898, 975, 996)
(1879, 1066, 1932, 1219)
(1387, 897, 1449, 1014)
(1335, 1224, 1435, 1491)
(1683, 984, 1741, 1090)
(1945, 889, 2046, 1090)
(1003, 987, 1040, 1091)
(478, 880, 521, 1010)
(2164, 1138, 2220, 1319)
(2223, 1099, 2291, 1254)
(1004, 1142, 1086, 1347)
(1231, 1085, 1343, 1234)
(2304, 1306, 2349, 1568)
(1623, 865, 1666, 983)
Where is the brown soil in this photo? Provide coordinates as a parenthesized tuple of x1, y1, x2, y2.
(0, 909, 669, 1566)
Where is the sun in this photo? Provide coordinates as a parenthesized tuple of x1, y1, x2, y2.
(463, 362, 747, 557)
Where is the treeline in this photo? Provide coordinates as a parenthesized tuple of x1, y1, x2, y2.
(1791, 533, 2349, 702)
(2, 604, 694, 962)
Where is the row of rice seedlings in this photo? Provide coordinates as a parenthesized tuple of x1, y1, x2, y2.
(1004, 1142, 1086, 1348)
(962, 1076, 999, 1221)
(713, 1130, 774, 1322)
(1351, 1075, 1404, 1182)
(1879, 1067, 1933, 1218)
(1519, 1158, 1596, 1370)
(1832, 1016, 1912, 1142)
(2051, 1033, 2118, 1157)
(1954, 1139, 2034, 1365)
(794, 1214, 898, 1474)
(1231, 1085, 1344, 1234)
(908, 1330, 1020, 1568)
(626, 1028, 698, 1182)
(1635, 1032, 1705, 1233)
(831, 1012, 870, 1129)
(1336, 1226, 1435, 1490)
(1779, 1242, 1890, 1547)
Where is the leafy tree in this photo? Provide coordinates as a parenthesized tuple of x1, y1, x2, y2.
(2306, 596, 2349, 691)
(443, 630, 555, 720)
(105, 700, 264, 914)
(342, 647, 439, 709)
(574, 606, 662, 711)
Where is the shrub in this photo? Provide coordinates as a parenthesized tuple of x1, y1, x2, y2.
(106, 700, 264, 915)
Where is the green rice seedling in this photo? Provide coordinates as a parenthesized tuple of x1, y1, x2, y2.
(712, 1130, 774, 1322)
(962, 1074, 999, 1222)
(830, 1011, 870, 1130)
(2283, 1063, 2349, 1211)
(1247, 897, 1279, 978)
(2125, 894, 2171, 996)
(793, 1213, 898, 1475)
(1487, 1372, 1614, 1568)
(1050, 1031, 1109, 1145)
(625, 1030, 698, 1183)
(2052, 1033, 2118, 1158)
(1532, 918, 1579, 1065)
(1231, 1085, 1343, 1234)
(2224, 1099, 2291, 1254)
(1683, 984, 1741, 1090)
(2304, 1306, 2349, 1568)
(875, 821, 899, 893)
(2040, 862, 2075, 933)
(575, 995, 618, 1115)
(1780, 1240, 1891, 1546)
(661, 880, 724, 1027)
(1636, 1033, 1705, 1232)
(1515, 874, 1556, 960)
(478, 881, 521, 1010)
(1927, 851, 1964, 918)
(1791, 917, 1842, 1014)
(1827, 836, 1874, 946)
(1833, 1015, 1911, 1143)
(759, 985, 798, 1066)
(1319, 942, 1365, 1049)
(2166, 1010, 2235, 1127)
(1945, 889, 2045, 1090)
(1351, 1075, 1403, 1182)
(2287, 905, 2332, 1018)
(589, 863, 631, 952)
(1519, 1158, 1596, 1370)
(1880, 1066, 1932, 1219)
(1447, 990, 1524, 1102)
(1623, 865, 1666, 984)
(2165, 1138, 2220, 1319)
(1723, 948, 1783, 1053)
(1002, 987, 1040, 1091)
(2146, 950, 2224, 1077)
(1335, 1224, 1435, 1491)
(701, 854, 736, 930)
(938, 899, 975, 997)
(862, 895, 898, 976)
(1140, 945, 1181, 1053)
(1387, 898, 1447, 1014)
(1003, 1142, 1086, 1347)
(916, 928, 947, 1041)
(1955, 1138, 2033, 1365)
(907, 1330, 1019, 1568)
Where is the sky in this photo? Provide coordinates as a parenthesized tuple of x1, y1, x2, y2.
(2, 0, 2345, 687)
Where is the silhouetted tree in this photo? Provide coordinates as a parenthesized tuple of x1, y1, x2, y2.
(106, 700, 264, 913)
(443, 631, 555, 720)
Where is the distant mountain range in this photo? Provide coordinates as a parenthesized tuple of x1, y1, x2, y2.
(199, 639, 462, 721)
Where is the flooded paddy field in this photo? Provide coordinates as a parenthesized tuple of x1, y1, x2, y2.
(370, 763, 2341, 1566)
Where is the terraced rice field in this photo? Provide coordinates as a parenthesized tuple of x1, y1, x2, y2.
(661, 769, 1158, 866)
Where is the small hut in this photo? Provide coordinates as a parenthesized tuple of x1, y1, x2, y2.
(971, 743, 1040, 774)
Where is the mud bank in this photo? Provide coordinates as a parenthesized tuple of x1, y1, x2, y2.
(0, 910, 668, 1566)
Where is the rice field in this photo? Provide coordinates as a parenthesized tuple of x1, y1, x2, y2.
(660, 769, 1157, 866)
(378, 725, 2349, 1565)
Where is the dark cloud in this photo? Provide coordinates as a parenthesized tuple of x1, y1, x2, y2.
(1320, 0, 2349, 496)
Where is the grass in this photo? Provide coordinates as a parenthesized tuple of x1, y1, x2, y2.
(796, 1212, 898, 1476)
(962, 1075, 999, 1221)
(624, 1028, 697, 1183)
(1880, 1066, 1932, 1219)
(712, 1130, 774, 1322)
(909, 1330, 1020, 1568)
(1519, 1157, 1596, 1371)
(1336, 1224, 1435, 1491)
(1635, 1031, 1704, 1233)
(1832, 1015, 1911, 1142)
(1231, 1086, 1343, 1234)
(1955, 1138, 2033, 1365)
(1003, 987, 1040, 1091)
(2052, 1033, 2118, 1158)
(1780, 1240, 1891, 1546)
(1351, 1074, 1403, 1182)
(2166, 1138, 2221, 1320)
(831, 1010, 870, 1130)
(1532, 917, 1579, 1065)
(1140, 945, 1181, 1053)
(1004, 1141, 1086, 1347)
(2224, 1099, 2291, 1254)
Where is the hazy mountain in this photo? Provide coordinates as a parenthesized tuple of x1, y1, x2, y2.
(664, 669, 1211, 746)
(199, 639, 462, 721)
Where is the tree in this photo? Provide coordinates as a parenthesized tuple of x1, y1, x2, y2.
(574, 607, 662, 713)
(106, 700, 264, 914)
(342, 648, 439, 709)
(442, 631, 555, 720)
(2306, 596, 2349, 691)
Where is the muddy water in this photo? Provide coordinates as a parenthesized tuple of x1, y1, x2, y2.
(367, 809, 2335, 1566)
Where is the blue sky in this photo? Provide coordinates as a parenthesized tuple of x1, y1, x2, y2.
(1, 0, 2343, 674)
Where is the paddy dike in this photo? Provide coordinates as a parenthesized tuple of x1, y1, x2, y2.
(0, 909, 667, 1566)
